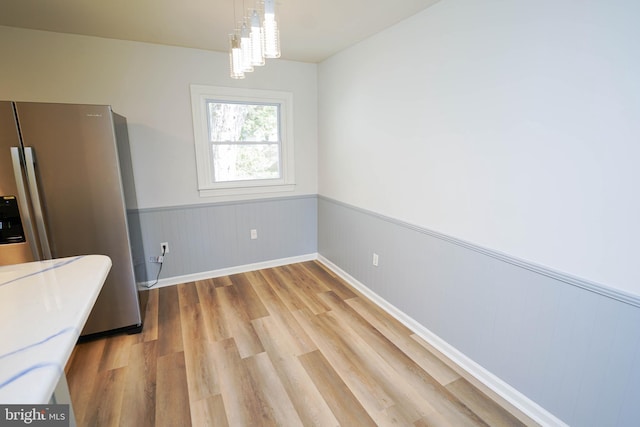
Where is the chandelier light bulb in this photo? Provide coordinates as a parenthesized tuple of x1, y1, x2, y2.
(240, 21, 254, 72)
(249, 9, 265, 66)
(229, 34, 245, 79)
(263, 0, 280, 58)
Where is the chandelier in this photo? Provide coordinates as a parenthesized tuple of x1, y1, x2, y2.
(229, 0, 281, 79)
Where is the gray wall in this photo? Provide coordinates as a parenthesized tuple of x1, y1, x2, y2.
(129, 195, 317, 282)
(318, 196, 640, 427)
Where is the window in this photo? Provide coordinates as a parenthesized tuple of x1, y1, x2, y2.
(190, 85, 294, 197)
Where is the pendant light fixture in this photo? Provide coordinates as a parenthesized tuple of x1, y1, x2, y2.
(228, 0, 281, 79)
(240, 21, 254, 72)
(228, 0, 244, 79)
(229, 33, 245, 79)
(263, 0, 280, 58)
(249, 8, 265, 67)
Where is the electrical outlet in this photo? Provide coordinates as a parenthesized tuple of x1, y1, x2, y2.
(250, 229, 258, 240)
(161, 242, 169, 254)
(372, 253, 379, 267)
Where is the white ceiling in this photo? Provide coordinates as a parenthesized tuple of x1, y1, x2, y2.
(0, 0, 441, 63)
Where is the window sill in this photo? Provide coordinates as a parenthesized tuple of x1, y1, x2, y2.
(198, 183, 295, 198)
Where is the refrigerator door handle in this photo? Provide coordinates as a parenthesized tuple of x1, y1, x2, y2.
(10, 147, 42, 261)
(23, 147, 53, 259)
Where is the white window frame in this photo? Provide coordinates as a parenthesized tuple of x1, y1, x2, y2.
(190, 84, 295, 197)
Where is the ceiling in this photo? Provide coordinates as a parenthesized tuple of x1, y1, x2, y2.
(0, 0, 441, 63)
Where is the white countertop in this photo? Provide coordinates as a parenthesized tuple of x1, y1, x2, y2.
(0, 255, 111, 403)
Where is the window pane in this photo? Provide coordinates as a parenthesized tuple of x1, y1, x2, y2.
(212, 144, 281, 182)
(191, 85, 294, 195)
(208, 102, 279, 142)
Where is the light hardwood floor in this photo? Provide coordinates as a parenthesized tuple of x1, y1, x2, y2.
(66, 261, 534, 426)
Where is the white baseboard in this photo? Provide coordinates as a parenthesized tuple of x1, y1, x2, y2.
(138, 253, 319, 290)
(317, 254, 568, 427)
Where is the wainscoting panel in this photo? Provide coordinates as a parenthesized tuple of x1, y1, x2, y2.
(318, 196, 640, 427)
(129, 195, 317, 283)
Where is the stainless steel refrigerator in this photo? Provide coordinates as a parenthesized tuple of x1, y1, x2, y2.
(0, 101, 143, 337)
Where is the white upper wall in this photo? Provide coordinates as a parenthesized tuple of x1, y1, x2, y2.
(318, 0, 640, 295)
(0, 26, 318, 209)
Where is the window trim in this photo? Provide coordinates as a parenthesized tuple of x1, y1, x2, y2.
(190, 85, 295, 197)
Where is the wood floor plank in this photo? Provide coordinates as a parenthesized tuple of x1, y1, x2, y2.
(119, 341, 157, 427)
(414, 417, 430, 426)
(65, 339, 106, 423)
(347, 296, 462, 386)
(283, 263, 333, 295)
(229, 273, 270, 320)
(303, 302, 442, 425)
(177, 281, 200, 306)
(243, 352, 304, 426)
(446, 377, 526, 427)
(156, 351, 192, 427)
(190, 395, 229, 427)
(97, 332, 138, 372)
(319, 305, 476, 426)
(141, 289, 159, 342)
(212, 276, 233, 288)
(292, 307, 397, 417)
(216, 284, 265, 358)
(273, 265, 331, 314)
(180, 300, 220, 401)
(249, 269, 317, 355)
(299, 349, 378, 427)
(157, 285, 183, 356)
(83, 367, 127, 427)
(178, 296, 208, 343)
(320, 290, 489, 426)
(410, 333, 535, 426)
(258, 267, 309, 312)
(383, 404, 429, 426)
(252, 316, 339, 426)
(301, 260, 358, 300)
(195, 279, 230, 342)
(210, 338, 266, 426)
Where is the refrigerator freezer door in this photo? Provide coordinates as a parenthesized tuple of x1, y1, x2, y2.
(14, 102, 142, 335)
(0, 101, 36, 266)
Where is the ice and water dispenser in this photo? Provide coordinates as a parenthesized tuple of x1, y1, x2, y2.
(0, 196, 26, 244)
